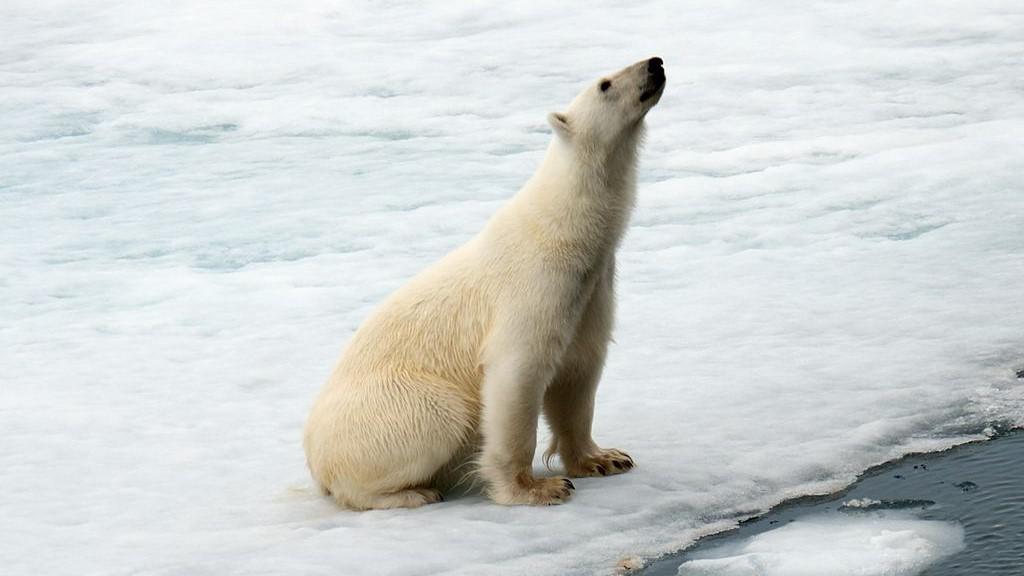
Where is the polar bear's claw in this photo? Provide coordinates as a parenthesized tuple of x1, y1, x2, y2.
(567, 448, 635, 478)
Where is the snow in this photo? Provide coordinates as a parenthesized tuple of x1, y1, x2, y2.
(676, 513, 964, 576)
(1, 1, 1023, 575)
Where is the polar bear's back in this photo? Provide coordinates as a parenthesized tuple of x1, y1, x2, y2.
(345, 244, 496, 386)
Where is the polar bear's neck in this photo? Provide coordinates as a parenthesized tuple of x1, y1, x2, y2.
(514, 126, 643, 265)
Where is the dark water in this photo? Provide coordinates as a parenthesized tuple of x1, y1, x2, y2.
(642, 430, 1024, 575)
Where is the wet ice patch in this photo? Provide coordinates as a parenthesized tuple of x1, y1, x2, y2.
(839, 497, 935, 512)
(677, 513, 964, 576)
(841, 497, 882, 509)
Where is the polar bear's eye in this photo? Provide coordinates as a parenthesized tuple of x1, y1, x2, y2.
(600, 80, 612, 92)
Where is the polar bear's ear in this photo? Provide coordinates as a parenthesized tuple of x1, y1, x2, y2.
(547, 112, 572, 140)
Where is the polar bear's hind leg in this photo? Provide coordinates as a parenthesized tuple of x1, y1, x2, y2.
(305, 372, 475, 511)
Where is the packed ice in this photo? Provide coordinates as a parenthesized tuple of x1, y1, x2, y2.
(676, 513, 964, 576)
(2, 1, 1022, 575)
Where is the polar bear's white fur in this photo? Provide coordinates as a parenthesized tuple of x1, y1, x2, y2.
(304, 58, 666, 509)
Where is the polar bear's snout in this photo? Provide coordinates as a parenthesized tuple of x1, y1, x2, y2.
(640, 57, 666, 103)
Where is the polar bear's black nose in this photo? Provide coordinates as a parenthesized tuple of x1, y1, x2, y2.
(647, 57, 664, 72)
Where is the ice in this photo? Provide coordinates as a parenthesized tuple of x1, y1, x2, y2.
(676, 513, 964, 576)
(839, 498, 935, 512)
(841, 497, 883, 509)
(2, 1, 1023, 575)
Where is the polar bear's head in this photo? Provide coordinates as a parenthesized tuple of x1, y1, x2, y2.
(548, 57, 665, 150)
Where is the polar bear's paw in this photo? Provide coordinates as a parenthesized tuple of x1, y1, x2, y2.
(347, 487, 444, 510)
(567, 448, 634, 478)
(490, 474, 576, 506)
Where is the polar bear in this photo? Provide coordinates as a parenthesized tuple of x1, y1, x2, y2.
(304, 57, 666, 509)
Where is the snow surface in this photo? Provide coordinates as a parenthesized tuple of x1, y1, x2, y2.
(676, 513, 964, 576)
(2, 1, 1023, 575)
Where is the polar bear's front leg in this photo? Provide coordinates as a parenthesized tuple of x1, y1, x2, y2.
(543, 263, 635, 478)
(478, 350, 575, 506)
(543, 353, 636, 478)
